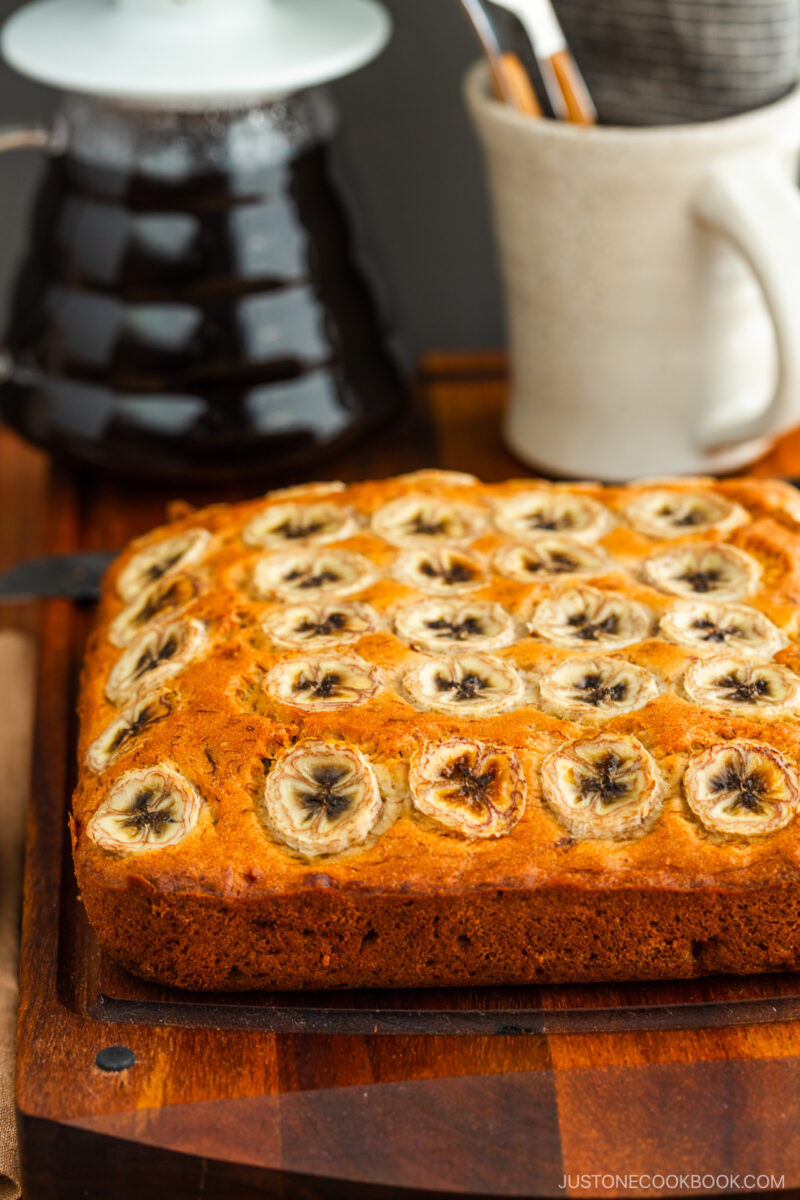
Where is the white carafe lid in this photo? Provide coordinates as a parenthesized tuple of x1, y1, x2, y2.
(1, 0, 390, 103)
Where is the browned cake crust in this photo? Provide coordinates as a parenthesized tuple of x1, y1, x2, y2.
(71, 471, 800, 990)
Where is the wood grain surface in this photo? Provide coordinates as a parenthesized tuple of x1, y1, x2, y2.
(11, 357, 800, 1199)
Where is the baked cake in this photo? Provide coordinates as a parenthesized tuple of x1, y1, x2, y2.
(71, 470, 800, 990)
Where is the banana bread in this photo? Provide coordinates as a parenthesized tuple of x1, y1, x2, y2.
(72, 470, 800, 990)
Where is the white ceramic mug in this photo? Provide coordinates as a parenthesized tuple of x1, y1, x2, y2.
(465, 63, 800, 480)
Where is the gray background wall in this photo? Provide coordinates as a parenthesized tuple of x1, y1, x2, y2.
(0, 0, 504, 357)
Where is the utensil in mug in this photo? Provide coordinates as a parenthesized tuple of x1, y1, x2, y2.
(488, 0, 596, 124)
(465, 62, 800, 480)
(555, 0, 800, 127)
(457, 0, 541, 115)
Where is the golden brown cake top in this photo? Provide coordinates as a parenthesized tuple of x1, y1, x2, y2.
(72, 470, 800, 900)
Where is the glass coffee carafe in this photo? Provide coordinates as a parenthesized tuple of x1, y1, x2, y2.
(0, 0, 404, 480)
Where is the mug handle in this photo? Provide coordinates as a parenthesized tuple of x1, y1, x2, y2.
(693, 153, 800, 449)
(0, 121, 64, 381)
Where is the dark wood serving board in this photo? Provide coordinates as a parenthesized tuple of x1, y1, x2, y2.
(12, 357, 800, 1199)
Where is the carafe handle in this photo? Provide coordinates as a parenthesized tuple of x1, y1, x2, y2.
(0, 119, 65, 381)
(0, 121, 60, 153)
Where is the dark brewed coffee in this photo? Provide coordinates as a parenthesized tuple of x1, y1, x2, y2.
(2, 98, 404, 480)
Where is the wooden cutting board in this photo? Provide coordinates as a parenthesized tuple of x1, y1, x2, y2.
(12, 356, 800, 1199)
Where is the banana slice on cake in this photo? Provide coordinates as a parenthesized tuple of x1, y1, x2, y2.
(252, 549, 376, 601)
(116, 529, 211, 603)
(624, 490, 748, 539)
(683, 741, 800, 838)
(539, 656, 659, 721)
(643, 543, 760, 600)
(105, 617, 206, 705)
(541, 733, 661, 839)
(493, 490, 613, 543)
(86, 692, 174, 772)
(758, 479, 800, 526)
(409, 738, 526, 838)
(394, 600, 515, 651)
(265, 655, 380, 710)
(87, 764, 203, 853)
(262, 740, 382, 855)
(264, 602, 380, 649)
(392, 469, 479, 487)
(371, 495, 487, 547)
(403, 653, 524, 716)
(660, 600, 786, 659)
(243, 502, 354, 549)
(683, 655, 800, 717)
(529, 586, 652, 650)
(263, 481, 346, 502)
(393, 547, 487, 594)
(109, 574, 199, 647)
(493, 537, 610, 582)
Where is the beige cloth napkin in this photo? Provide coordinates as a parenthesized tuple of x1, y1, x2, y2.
(0, 633, 35, 1200)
